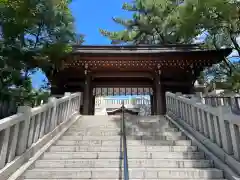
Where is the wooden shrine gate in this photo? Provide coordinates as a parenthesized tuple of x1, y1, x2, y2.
(50, 45, 231, 115)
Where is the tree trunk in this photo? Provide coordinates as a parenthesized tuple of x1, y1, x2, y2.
(213, 38, 234, 76)
(229, 32, 240, 56)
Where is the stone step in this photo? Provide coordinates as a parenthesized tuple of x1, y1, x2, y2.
(68, 127, 121, 131)
(64, 131, 183, 136)
(34, 159, 213, 168)
(22, 179, 227, 180)
(22, 168, 223, 179)
(48, 145, 198, 152)
(71, 121, 170, 127)
(67, 127, 178, 133)
(71, 124, 121, 128)
(69, 123, 171, 130)
(55, 140, 191, 146)
(61, 135, 187, 141)
(43, 151, 205, 159)
(73, 117, 167, 124)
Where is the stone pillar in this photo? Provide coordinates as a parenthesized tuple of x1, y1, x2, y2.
(83, 73, 91, 115)
(155, 73, 166, 115)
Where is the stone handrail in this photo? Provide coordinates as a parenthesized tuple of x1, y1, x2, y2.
(166, 92, 240, 175)
(0, 92, 81, 178)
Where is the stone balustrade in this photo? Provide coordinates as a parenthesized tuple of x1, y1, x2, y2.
(204, 96, 239, 106)
(202, 95, 240, 115)
(166, 92, 240, 175)
(0, 92, 81, 178)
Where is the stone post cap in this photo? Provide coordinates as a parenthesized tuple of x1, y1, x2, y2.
(48, 97, 57, 105)
(64, 92, 71, 96)
(17, 106, 32, 113)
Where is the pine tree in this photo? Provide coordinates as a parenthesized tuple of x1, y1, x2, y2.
(100, 0, 193, 45)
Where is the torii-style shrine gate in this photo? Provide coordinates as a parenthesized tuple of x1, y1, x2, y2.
(50, 44, 231, 115)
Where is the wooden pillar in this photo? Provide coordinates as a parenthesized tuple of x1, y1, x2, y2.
(88, 86, 94, 115)
(155, 72, 166, 115)
(150, 95, 154, 115)
(83, 73, 91, 115)
(80, 92, 84, 114)
(92, 95, 96, 115)
(153, 87, 157, 115)
(161, 87, 166, 114)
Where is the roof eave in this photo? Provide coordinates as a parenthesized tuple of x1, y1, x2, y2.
(70, 45, 232, 56)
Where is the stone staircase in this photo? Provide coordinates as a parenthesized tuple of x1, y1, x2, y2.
(19, 115, 226, 180)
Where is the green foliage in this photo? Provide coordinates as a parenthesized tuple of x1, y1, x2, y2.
(174, 0, 239, 49)
(176, 0, 240, 92)
(100, 0, 240, 92)
(101, 0, 239, 48)
(0, 0, 82, 106)
(100, 0, 194, 44)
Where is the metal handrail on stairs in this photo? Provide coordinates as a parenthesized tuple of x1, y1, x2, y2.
(119, 100, 129, 180)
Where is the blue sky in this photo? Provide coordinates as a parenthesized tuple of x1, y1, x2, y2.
(31, 0, 132, 89)
(31, 0, 240, 89)
(70, 0, 132, 45)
